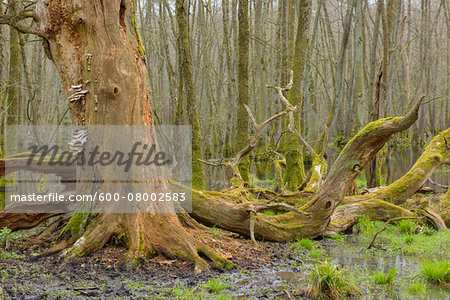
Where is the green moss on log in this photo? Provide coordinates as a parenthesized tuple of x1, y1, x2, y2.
(345, 129, 450, 205)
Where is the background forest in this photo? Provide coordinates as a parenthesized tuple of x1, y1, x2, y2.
(1, 0, 449, 191)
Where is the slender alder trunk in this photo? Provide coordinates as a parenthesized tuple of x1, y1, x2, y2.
(6, 0, 20, 125)
(0, 0, 4, 155)
(235, 0, 250, 183)
(279, 0, 312, 190)
(176, 0, 204, 190)
(254, 0, 267, 180)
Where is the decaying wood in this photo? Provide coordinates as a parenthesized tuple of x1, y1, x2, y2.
(0, 211, 63, 231)
(190, 97, 423, 240)
(421, 208, 447, 230)
(344, 127, 450, 205)
(0, 156, 76, 178)
(324, 199, 415, 236)
(229, 71, 296, 187)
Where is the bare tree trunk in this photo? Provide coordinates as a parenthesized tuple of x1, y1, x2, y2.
(254, 0, 267, 180)
(235, 0, 250, 183)
(278, 0, 312, 191)
(6, 0, 20, 125)
(176, 0, 204, 190)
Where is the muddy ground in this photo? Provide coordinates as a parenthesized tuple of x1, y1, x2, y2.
(0, 229, 299, 299)
(1, 222, 449, 300)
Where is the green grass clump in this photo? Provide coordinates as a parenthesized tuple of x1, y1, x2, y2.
(306, 261, 360, 299)
(204, 278, 230, 293)
(172, 286, 204, 300)
(373, 267, 397, 284)
(408, 281, 427, 294)
(0, 227, 22, 246)
(307, 261, 360, 299)
(419, 261, 450, 284)
(396, 219, 417, 234)
(354, 216, 378, 235)
(355, 175, 367, 189)
(262, 210, 276, 216)
(0, 251, 22, 260)
(310, 249, 323, 259)
(293, 238, 314, 251)
(404, 235, 414, 244)
(329, 234, 343, 241)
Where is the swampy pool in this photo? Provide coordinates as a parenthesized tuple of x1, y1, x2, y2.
(1, 218, 449, 299)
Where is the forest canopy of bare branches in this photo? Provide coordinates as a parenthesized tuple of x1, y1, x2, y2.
(0, 0, 449, 299)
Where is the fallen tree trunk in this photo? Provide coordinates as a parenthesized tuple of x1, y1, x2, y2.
(324, 199, 414, 236)
(189, 99, 423, 240)
(0, 97, 423, 245)
(440, 188, 450, 227)
(344, 128, 450, 205)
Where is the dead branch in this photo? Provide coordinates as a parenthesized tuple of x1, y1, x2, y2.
(0, 9, 42, 36)
(367, 216, 424, 249)
(421, 208, 447, 230)
(229, 71, 296, 185)
(427, 178, 448, 189)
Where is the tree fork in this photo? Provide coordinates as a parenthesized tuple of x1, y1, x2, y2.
(190, 99, 423, 240)
(344, 127, 450, 205)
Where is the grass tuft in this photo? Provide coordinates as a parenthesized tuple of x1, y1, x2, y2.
(373, 267, 397, 284)
(293, 238, 314, 251)
(404, 235, 414, 244)
(204, 278, 230, 293)
(408, 281, 427, 294)
(419, 261, 450, 284)
(396, 219, 417, 234)
(306, 261, 360, 299)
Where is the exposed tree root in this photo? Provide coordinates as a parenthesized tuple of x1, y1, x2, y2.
(59, 213, 231, 273)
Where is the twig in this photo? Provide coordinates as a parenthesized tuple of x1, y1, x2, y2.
(421, 94, 445, 105)
(427, 178, 448, 189)
(367, 216, 424, 249)
(197, 159, 228, 167)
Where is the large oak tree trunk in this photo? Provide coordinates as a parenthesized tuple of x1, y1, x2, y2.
(30, 0, 228, 272)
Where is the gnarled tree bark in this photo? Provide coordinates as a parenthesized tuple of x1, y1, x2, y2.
(0, 0, 230, 273)
(345, 128, 450, 205)
(189, 98, 423, 240)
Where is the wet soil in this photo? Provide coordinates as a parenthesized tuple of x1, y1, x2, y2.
(1, 229, 449, 299)
(0, 230, 295, 299)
